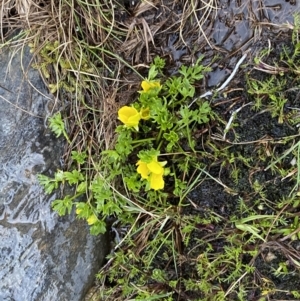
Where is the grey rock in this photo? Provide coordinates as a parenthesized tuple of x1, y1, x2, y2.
(0, 46, 109, 301)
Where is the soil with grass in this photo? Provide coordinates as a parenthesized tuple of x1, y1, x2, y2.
(188, 97, 300, 300)
(2, 0, 300, 300)
(89, 1, 300, 300)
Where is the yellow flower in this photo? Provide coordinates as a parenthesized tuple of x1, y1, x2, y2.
(118, 106, 141, 131)
(147, 160, 164, 175)
(149, 173, 164, 190)
(140, 107, 150, 120)
(137, 160, 150, 179)
(87, 214, 98, 225)
(136, 157, 167, 190)
(141, 80, 161, 92)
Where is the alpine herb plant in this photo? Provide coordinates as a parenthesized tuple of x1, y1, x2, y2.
(39, 56, 213, 235)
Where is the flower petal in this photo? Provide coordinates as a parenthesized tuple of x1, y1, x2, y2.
(150, 173, 164, 190)
(118, 106, 137, 122)
(147, 160, 164, 175)
(141, 81, 151, 92)
(118, 106, 141, 129)
(141, 81, 161, 92)
(76, 208, 82, 215)
(137, 160, 150, 179)
(127, 113, 141, 126)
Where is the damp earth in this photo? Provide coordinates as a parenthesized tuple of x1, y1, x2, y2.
(96, 0, 300, 300)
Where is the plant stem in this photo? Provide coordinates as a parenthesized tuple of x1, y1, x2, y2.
(156, 128, 164, 146)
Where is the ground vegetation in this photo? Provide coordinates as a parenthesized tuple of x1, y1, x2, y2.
(1, 1, 300, 300)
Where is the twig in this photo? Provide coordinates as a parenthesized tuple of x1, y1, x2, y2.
(223, 102, 253, 140)
(188, 50, 249, 108)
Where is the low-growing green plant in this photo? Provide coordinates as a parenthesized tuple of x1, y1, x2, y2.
(48, 112, 71, 143)
(39, 56, 213, 235)
(37, 14, 300, 301)
(247, 13, 300, 124)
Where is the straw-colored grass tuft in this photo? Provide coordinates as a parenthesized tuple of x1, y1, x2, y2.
(0, 0, 217, 163)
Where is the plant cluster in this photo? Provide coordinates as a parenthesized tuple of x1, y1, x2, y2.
(3, 0, 300, 297)
(37, 14, 300, 301)
(39, 56, 213, 234)
(247, 14, 300, 124)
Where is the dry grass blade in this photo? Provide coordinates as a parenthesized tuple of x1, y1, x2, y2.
(133, 0, 159, 17)
(1, 0, 31, 16)
(180, 0, 217, 48)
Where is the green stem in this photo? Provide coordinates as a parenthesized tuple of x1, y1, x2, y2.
(131, 138, 156, 149)
(131, 138, 156, 144)
(156, 128, 164, 147)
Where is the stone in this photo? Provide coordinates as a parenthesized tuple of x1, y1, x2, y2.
(0, 46, 109, 301)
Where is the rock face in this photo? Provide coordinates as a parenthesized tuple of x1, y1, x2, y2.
(0, 47, 109, 301)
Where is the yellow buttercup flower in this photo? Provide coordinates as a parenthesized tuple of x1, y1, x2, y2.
(137, 160, 150, 179)
(136, 156, 167, 190)
(149, 173, 164, 190)
(147, 160, 164, 175)
(118, 106, 141, 131)
(75, 202, 85, 215)
(141, 80, 161, 92)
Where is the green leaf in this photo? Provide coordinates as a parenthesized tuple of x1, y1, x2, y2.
(115, 128, 133, 157)
(178, 55, 210, 83)
(76, 181, 87, 193)
(153, 56, 165, 71)
(235, 223, 266, 242)
(179, 106, 193, 125)
(124, 174, 142, 192)
(163, 131, 179, 152)
(91, 177, 109, 196)
(165, 77, 182, 99)
(197, 101, 211, 123)
(64, 170, 84, 185)
(173, 178, 187, 197)
(178, 78, 195, 98)
(75, 202, 92, 219)
(148, 64, 158, 80)
(54, 170, 65, 182)
(48, 112, 64, 137)
(152, 105, 174, 131)
(90, 219, 106, 235)
(52, 196, 73, 216)
(37, 174, 51, 186)
(138, 149, 160, 163)
(101, 150, 120, 163)
(99, 199, 122, 216)
(37, 174, 56, 194)
(71, 151, 87, 164)
(48, 112, 71, 143)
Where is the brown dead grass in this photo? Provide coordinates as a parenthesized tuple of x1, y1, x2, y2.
(0, 0, 217, 162)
